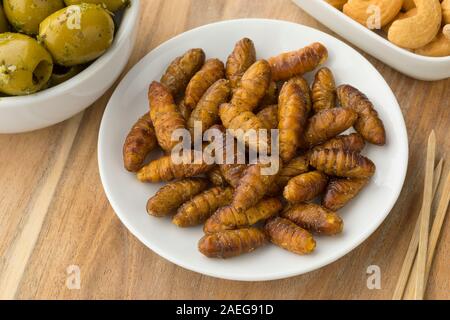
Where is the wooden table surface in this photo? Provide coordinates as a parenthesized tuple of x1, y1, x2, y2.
(0, 0, 449, 300)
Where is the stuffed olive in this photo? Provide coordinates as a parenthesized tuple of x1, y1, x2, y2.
(64, 0, 129, 12)
(50, 64, 84, 86)
(0, 4, 9, 33)
(39, 4, 115, 66)
(3, 0, 64, 35)
(0, 33, 53, 95)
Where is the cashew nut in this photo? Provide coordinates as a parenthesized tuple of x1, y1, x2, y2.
(442, 0, 450, 24)
(343, 0, 403, 29)
(415, 26, 450, 56)
(402, 0, 416, 11)
(382, 8, 417, 33)
(443, 24, 450, 39)
(325, 0, 348, 10)
(388, 0, 442, 49)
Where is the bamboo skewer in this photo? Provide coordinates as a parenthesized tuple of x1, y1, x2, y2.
(424, 170, 450, 283)
(403, 169, 450, 300)
(414, 131, 436, 300)
(392, 158, 444, 300)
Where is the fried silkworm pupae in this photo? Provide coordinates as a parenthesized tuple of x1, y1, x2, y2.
(283, 170, 328, 203)
(123, 112, 158, 172)
(160, 48, 205, 97)
(278, 79, 309, 162)
(137, 151, 213, 182)
(304, 107, 357, 147)
(188, 79, 231, 134)
(259, 81, 279, 107)
(264, 217, 316, 255)
(267, 155, 310, 195)
(204, 197, 283, 233)
(211, 125, 248, 188)
(322, 177, 369, 211)
(207, 166, 228, 186)
(230, 60, 272, 111)
(183, 58, 225, 110)
(290, 76, 312, 113)
(268, 42, 328, 81)
(146, 178, 209, 217)
(172, 186, 233, 227)
(221, 164, 247, 188)
(148, 81, 186, 152)
(220, 161, 248, 188)
(337, 84, 386, 145)
(313, 133, 365, 153)
(198, 228, 267, 258)
(312, 67, 336, 113)
(232, 162, 281, 211)
(188, 79, 231, 135)
(219, 102, 270, 152)
(226, 37, 257, 89)
(309, 148, 376, 178)
(177, 100, 192, 121)
(256, 104, 278, 129)
(282, 203, 343, 235)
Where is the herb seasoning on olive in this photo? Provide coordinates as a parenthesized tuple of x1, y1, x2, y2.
(49, 64, 84, 86)
(38, 4, 114, 67)
(0, 4, 9, 33)
(3, 0, 64, 35)
(64, 0, 129, 12)
(0, 33, 53, 95)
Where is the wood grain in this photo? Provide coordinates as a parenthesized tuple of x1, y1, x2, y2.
(0, 0, 449, 300)
(0, 113, 84, 299)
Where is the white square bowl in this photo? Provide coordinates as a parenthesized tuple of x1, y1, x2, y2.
(293, 0, 450, 81)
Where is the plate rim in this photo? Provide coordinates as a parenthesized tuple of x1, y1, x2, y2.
(98, 18, 409, 281)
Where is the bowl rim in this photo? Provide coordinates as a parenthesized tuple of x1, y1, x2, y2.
(297, 0, 450, 63)
(98, 18, 409, 281)
(0, 0, 140, 108)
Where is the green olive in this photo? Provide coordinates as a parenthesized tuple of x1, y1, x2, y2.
(50, 64, 84, 86)
(0, 5, 9, 33)
(0, 33, 53, 95)
(39, 4, 115, 66)
(64, 0, 129, 12)
(3, 0, 64, 35)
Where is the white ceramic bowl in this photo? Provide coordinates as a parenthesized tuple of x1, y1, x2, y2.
(98, 19, 408, 281)
(292, 0, 450, 81)
(0, 0, 140, 134)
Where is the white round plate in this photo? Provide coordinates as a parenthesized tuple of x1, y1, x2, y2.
(98, 19, 408, 281)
